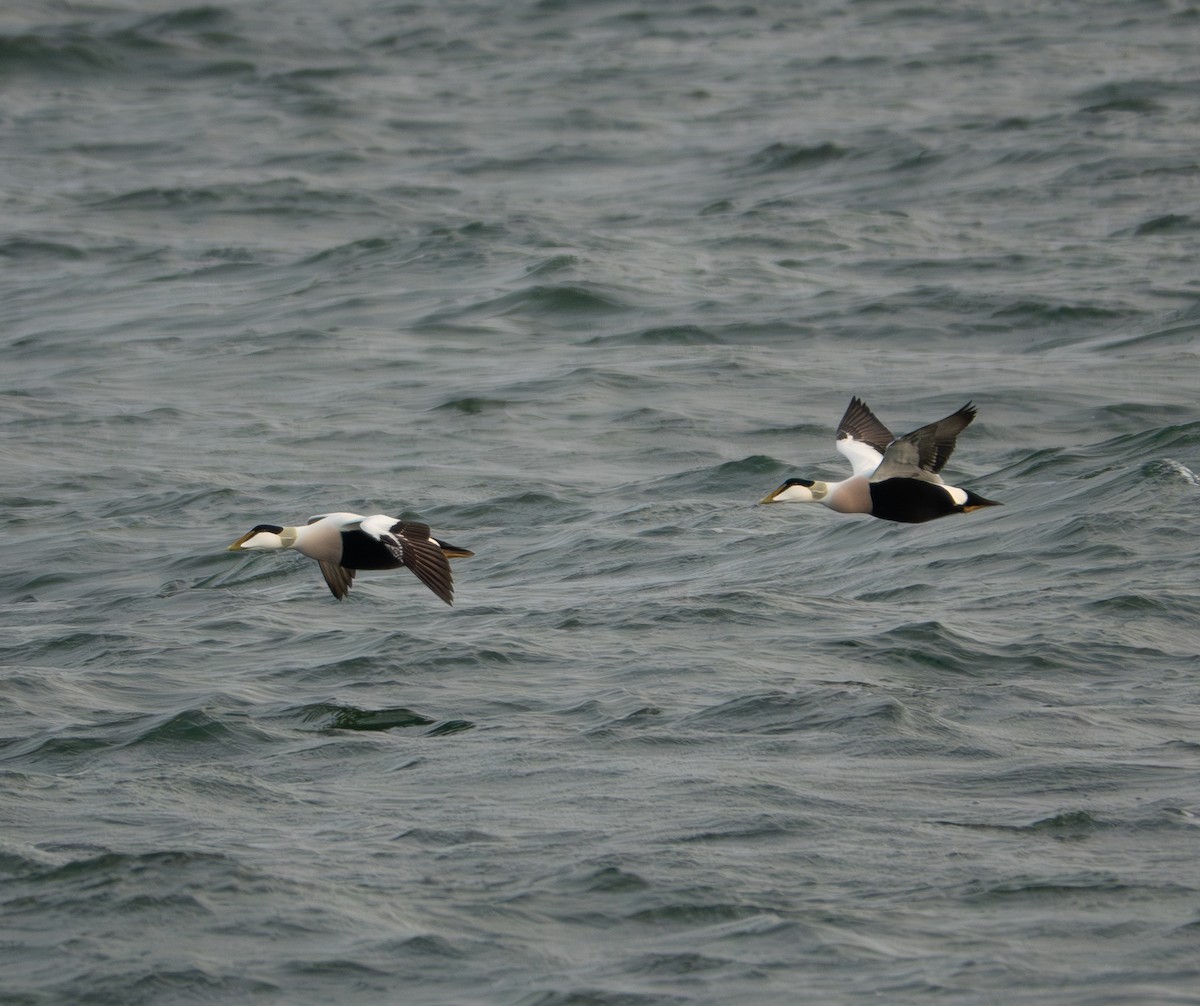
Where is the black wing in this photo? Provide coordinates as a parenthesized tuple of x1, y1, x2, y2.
(380, 521, 456, 605)
(318, 561, 356, 600)
(836, 397, 895, 455)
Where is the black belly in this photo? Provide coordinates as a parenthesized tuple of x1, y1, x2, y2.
(868, 478, 960, 523)
(339, 529, 403, 570)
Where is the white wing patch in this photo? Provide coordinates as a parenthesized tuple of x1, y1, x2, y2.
(836, 436, 885, 478)
(358, 513, 400, 541)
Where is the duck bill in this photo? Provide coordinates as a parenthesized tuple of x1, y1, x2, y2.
(227, 531, 256, 551)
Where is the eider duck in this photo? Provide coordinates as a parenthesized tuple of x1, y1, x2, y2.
(759, 397, 1001, 523)
(228, 512, 474, 603)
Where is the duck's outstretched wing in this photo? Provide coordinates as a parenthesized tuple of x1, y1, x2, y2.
(318, 561, 356, 600)
(871, 403, 977, 482)
(364, 517, 455, 605)
(835, 397, 895, 477)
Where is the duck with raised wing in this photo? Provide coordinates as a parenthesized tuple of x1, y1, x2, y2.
(759, 397, 1001, 523)
(228, 512, 474, 603)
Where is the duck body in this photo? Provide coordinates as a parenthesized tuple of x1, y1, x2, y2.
(760, 397, 1001, 524)
(228, 511, 473, 603)
(868, 476, 998, 524)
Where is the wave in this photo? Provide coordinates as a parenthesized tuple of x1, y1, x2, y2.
(583, 325, 724, 347)
(430, 283, 637, 325)
(296, 703, 434, 731)
(0, 7, 254, 82)
(92, 178, 380, 216)
(742, 141, 849, 173)
(681, 688, 910, 736)
(639, 455, 785, 497)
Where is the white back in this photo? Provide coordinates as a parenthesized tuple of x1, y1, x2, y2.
(359, 513, 403, 541)
(305, 512, 367, 533)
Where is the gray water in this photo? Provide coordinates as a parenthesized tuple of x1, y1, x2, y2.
(3, 2, 1200, 1003)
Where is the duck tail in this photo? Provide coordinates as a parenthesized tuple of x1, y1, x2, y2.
(960, 489, 1002, 513)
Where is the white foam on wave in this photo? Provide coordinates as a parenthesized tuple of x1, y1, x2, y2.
(1160, 458, 1200, 486)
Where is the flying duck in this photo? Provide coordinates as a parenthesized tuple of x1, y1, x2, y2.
(759, 397, 1001, 523)
(228, 512, 474, 603)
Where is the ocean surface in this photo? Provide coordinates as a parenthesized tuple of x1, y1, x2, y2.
(3, 1, 1200, 1003)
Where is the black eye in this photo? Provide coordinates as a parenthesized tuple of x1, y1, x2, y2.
(250, 524, 284, 534)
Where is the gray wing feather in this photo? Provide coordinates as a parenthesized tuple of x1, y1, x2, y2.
(870, 403, 977, 482)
